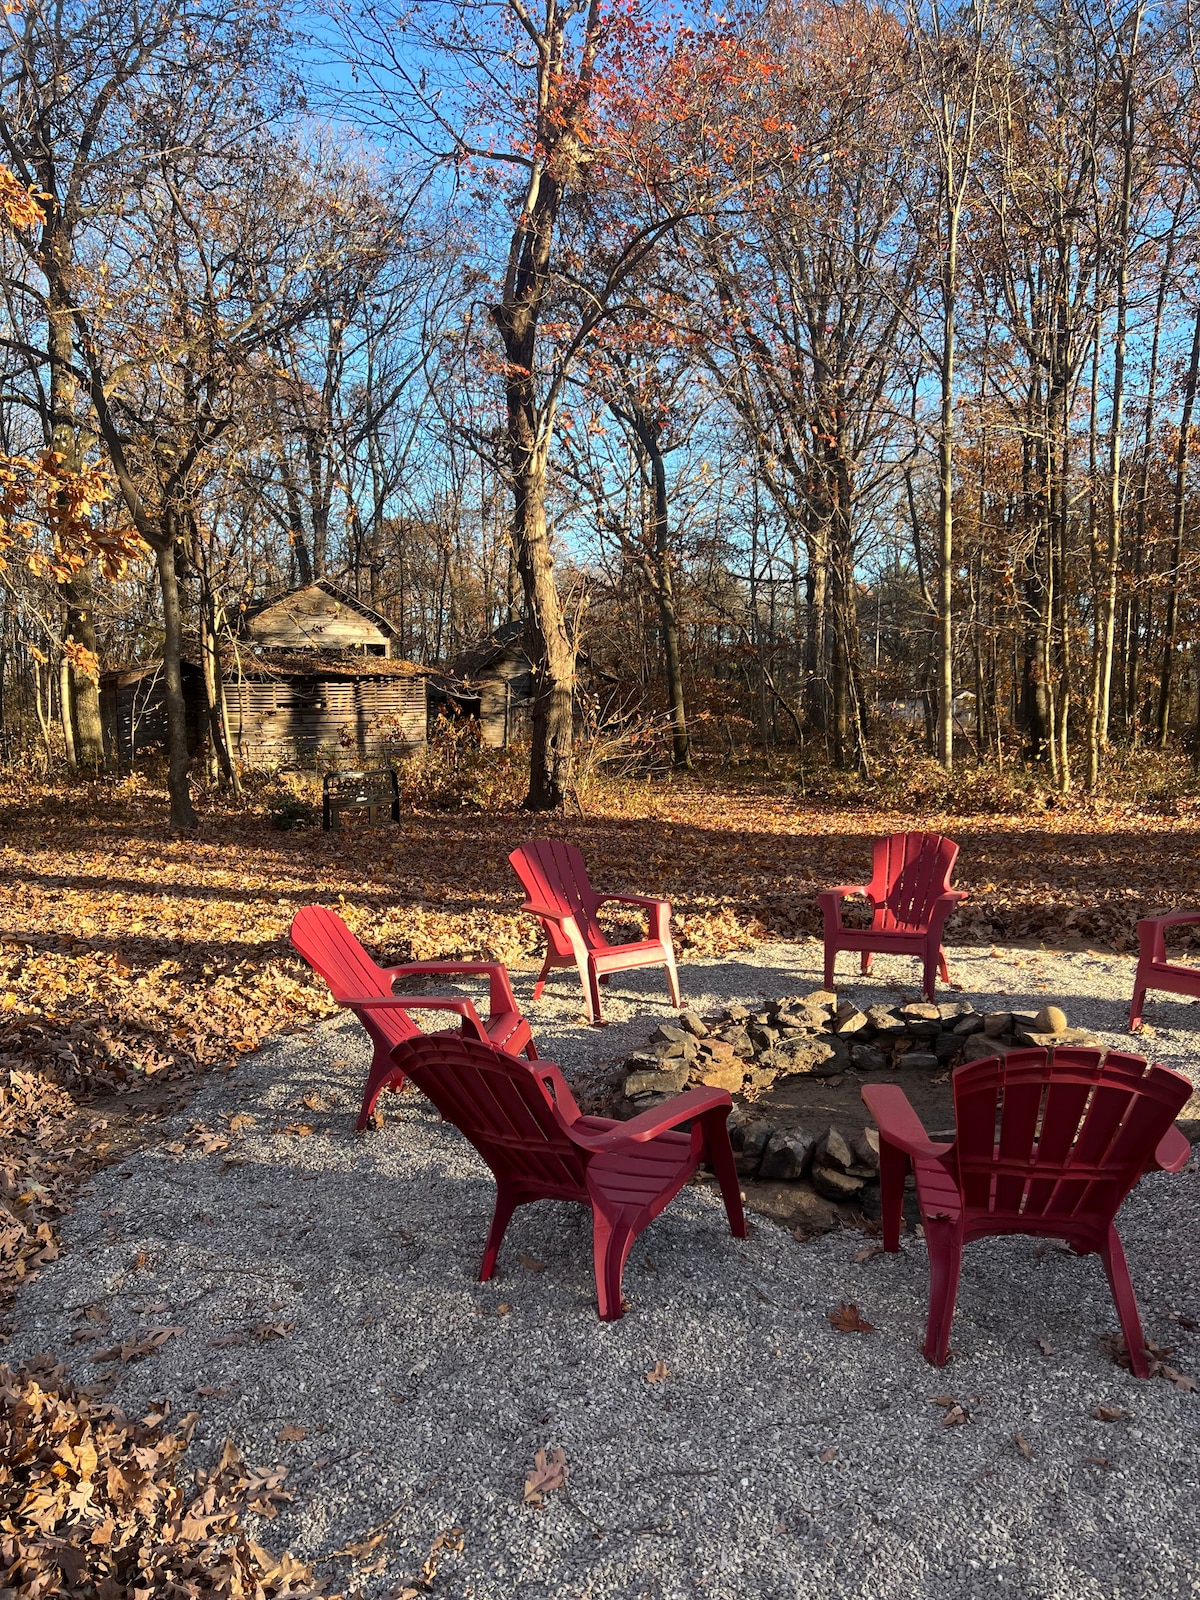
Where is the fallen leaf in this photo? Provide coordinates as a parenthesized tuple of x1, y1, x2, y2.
(277, 1424, 308, 1442)
(1086, 1455, 1112, 1470)
(1037, 1338, 1054, 1356)
(929, 1396, 957, 1407)
(818, 1447, 838, 1464)
(854, 1245, 885, 1264)
(827, 1301, 874, 1333)
(1014, 1431, 1034, 1460)
(302, 1093, 324, 1110)
(228, 1113, 255, 1133)
(284, 1123, 315, 1137)
(645, 1360, 671, 1384)
(252, 1322, 295, 1340)
(518, 1252, 547, 1273)
(942, 1404, 970, 1427)
(1093, 1405, 1130, 1422)
(524, 1446, 568, 1506)
(496, 1303, 512, 1316)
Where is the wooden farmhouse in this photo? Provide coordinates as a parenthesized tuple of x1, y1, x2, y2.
(227, 582, 427, 763)
(451, 621, 535, 749)
(101, 582, 428, 770)
(99, 660, 207, 770)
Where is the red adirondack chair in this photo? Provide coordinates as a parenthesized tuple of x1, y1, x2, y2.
(290, 906, 535, 1132)
(820, 830, 966, 1001)
(509, 840, 680, 1024)
(1129, 911, 1200, 1029)
(863, 1047, 1192, 1375)
(388, 1031, 745, 1319)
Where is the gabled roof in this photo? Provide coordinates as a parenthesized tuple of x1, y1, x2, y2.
(243, 579, 400, 649)
(452, 620, 529, 682)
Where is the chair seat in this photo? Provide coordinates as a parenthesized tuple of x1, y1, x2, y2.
(591, 940, 670, 973)
(586, 1131, 693, 1215)
(833, 925, 929, 950)
(486, 1010, 533, 1054)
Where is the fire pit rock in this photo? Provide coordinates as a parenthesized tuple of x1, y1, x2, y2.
(611, 989, 1100, 1233)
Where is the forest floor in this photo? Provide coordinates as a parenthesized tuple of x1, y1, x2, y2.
(2, 770, 1200, 1592)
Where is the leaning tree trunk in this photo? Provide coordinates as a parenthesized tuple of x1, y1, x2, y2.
(153, 532, 197, 829)
(510, 453, 575, 810)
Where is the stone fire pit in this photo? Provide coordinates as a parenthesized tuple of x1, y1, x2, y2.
(612, 990, 1100, 1233)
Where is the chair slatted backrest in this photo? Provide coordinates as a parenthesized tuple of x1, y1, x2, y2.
(951, 1046, 1191, 1227)
(291, 906, 393, 1003)
(391, 1034, 589, 1195)
(869, 831, 959, 932)
(291, 906, 420, 1053)
(510, 841, 603, 945)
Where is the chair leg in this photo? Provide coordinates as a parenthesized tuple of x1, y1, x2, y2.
(922, 949, 939, 1002)
(702, 1110, 747, 1238)
(877, 1138, 908, 1252)
(479, 1186, 520, 1281)
(356, 1051, 400, 1132)
(583, 959, 604, 1026)
(524, 1037, 539, 1061)
(1129, 968, 1148, 1031)
(938, 947, 950, 982)
(663, 943, 681, 1008)
(1101, 1224, 1151, 1379)
(824, 942, 836, 989)
(532, 950, 554, 1002)
(861, 950, 873, 975)
(592, 1211, 636, 1321)
(923, 1216, 963, 1366)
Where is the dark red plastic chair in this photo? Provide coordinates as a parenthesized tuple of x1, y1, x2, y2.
(1129, 911, 1200, 1029)
(509, 839, 680, 1024)
(388, 1031, 745, 1319)
(290, 906, 535, 1131)
(863, 1047, 1192, 1374)
(820, 830, 966, 1000)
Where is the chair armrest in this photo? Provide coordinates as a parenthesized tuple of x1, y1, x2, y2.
(382, 960, 519, 1016)
(818, 886, 872, 934)
(1140, 911, 1200, 963)
(349, 993, 486, 1039)
(1141, 911, 1200, 930)
(529, 1061, 583, 1124)
(519, 899, 571, 924)
(573, 1086, 732, 1150)
(861, 1083, 952, 1161)
(1151, 1124, 1193, 1174)
(925, 890, 968, 934)
(597, 893, 672, 942)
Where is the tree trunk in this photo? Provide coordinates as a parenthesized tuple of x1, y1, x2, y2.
(61, 573, 105, 766)
(935, 199, 959, 772)
(153, 534, 198, 829)
(59, 653, 77, 769)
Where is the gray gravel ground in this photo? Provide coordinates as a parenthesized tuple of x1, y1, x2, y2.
(10, 940, 1200, 1600)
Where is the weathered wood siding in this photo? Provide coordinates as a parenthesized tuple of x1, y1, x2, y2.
(226, 675, 426, 763)
(99, 664, 205, 770)
(478, 655, 534, 749)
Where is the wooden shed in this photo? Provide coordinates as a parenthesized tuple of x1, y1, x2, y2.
(223, 649, 427, 765)
(452, 622, 535, 749)
(99, 661, 207, 770)
(244, 580, 399, 657)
